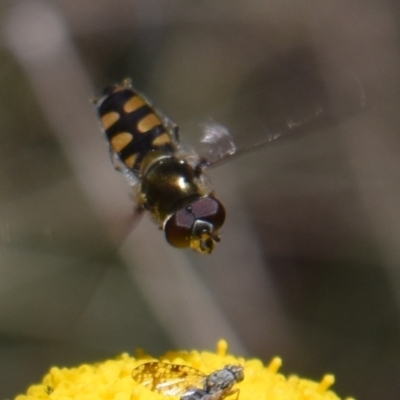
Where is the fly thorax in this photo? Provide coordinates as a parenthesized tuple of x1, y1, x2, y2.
(205, 369, 235, 393)
(140, 157, 208, 224)
(139, 150, 173, 178)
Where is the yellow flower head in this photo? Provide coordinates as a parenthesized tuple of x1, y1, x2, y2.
(16, 340, 354, 400)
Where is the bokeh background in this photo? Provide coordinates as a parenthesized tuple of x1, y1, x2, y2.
(0, 1, 399, 399)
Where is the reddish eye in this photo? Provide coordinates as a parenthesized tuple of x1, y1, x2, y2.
(165, 197, 226, 249)
(191, 197, 225, 229)
(164, 208, 195, 248)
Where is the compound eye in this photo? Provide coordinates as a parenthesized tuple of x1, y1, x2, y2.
(165, 209, 195, 248)
(230, 366, 244, 383)
(165, 197, 226, 251)
(191, 197, 226, 229)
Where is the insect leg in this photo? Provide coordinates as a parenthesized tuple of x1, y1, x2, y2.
(223, 388, 240, 400)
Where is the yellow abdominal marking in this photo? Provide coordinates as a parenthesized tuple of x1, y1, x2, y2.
(124, 96, 146, 113)
(137, 113, 161, 133)
(101, 111, 120, 130)
(152, 132, 171, 147)
(124, 153, 138, 169)
(111, 132, 133, 152)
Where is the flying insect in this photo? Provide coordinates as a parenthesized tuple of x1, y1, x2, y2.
(94, 79, 229, 254)
(94, 70, 364, 254)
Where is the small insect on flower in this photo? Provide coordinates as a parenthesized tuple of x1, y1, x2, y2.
(131, 362, 244, 400)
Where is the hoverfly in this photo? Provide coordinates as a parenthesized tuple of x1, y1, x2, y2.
(94, 79, 228, 254)
(94, 66, 364, 254)
(131, 362, 244, 400)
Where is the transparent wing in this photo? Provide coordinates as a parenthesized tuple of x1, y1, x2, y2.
(198, 122, 237, 166)
(109, 148, 139, 187)
(132, 362, 207, 396)
(198, 51, 366, 168)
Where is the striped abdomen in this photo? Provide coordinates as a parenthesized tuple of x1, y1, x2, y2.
(96, 82, 177, 174)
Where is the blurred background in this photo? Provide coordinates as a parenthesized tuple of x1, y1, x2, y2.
(0, 0, 399, 399)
